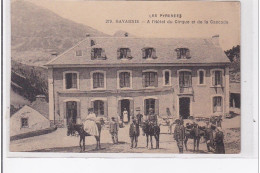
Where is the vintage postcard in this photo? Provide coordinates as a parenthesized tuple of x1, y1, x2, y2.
(9, 0, 240, 155)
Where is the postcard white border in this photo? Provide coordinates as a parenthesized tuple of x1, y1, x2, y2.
(2, 0, 258, 161)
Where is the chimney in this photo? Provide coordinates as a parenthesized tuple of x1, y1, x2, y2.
(35, 95, 46, 102)
(212, 34, 219, 45)
(124, 32, 129, 37)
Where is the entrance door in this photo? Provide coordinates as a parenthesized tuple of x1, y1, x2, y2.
(121, 99, 130, 122)
(179, 97, 190, 119)
(66, 101, 77, 125)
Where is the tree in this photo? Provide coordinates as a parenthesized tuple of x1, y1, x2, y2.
(225, 45, 240, 73)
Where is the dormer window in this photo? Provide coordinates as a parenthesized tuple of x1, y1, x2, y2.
(76, 50, 82, 56)
(142, 48, 157, 59)
(175, 48, 191, 59)
(117, 48, 132, 59)
(91, 48, 106, 60)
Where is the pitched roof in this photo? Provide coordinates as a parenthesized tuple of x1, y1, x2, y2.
(45, 36, 230, 67)
(30, 99, 49, 119)
(11, 105, 48, 120)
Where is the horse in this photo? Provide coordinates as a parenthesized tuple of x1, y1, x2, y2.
(142, 121, 160, 149)
(67, 118, 105, 152)
(184, 123, 205, 152)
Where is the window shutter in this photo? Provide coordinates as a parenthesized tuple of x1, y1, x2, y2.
(91, 49, 95, 60)
(125, 72, 130, 87)
(189, 72, 192, 86)
(154, 72, 158, 87)
(126, 49, 131, 58)
(176, 49, 180, 59)
(100, 73, 104, 88)
(220, 97, 223, 111)
(213, 97, 217, 113)
(152, 49, 157, 59)
(142, 73, 146, 87)
(212, 71, 215, 86)
(72, 73, 77, 88)
(155, 99, 159, 115)
(118, 100, 121, 118)
(142, 48, 146, 59)
(77, 101, 80, 123)
(104, 100, 108, 117)
(144, 99, 147, 115)
(117, 49, 120, 59)
(93, 73, 97, 88)
(119, 73, 124, 88)
(130, 99, 134, 118)
(91, 101, 94, 109)
(179, 72, 183, 87)
(101, 49, 106, 59)
(64, 102, 67, 120)
(220, 71, 223, 86)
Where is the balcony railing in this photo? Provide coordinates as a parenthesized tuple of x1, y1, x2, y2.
(178, 86, 194, 95)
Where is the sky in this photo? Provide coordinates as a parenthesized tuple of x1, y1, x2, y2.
(26, 0, 240, 50)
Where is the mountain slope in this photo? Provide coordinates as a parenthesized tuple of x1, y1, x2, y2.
(11, 0, 108, 65)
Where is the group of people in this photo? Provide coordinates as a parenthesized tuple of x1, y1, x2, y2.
(109, 107, 157, 149)
(75, 107, 225, 153)
(173, 115, 225, 154)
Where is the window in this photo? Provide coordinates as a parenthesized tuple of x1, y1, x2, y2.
(163, 70, 171, 86)
(179, 71, 192, 87)
(198, 70, 205, 85)
(175, 48, 191, 59)
(213, 96, 223, 113)
(119, 72, 131, 88)
(117, 48, 132, 59)
(212, 70, 223, 86)
(21, 118, 28, 128)
(91, 48, 106, 60)
(143, 71, 158, 87)
(93, 72, 104, 89)
(76, 50, 82, 56)
(94, 100, 104, 116)
(142, 48, 157, 59)
(65, 73, 78, 89)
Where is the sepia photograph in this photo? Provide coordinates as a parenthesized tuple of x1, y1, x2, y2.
(9, 0, 241, 155)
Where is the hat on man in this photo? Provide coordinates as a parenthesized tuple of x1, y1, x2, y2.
(149, 108, 154, 111)
(175, 119, 181, 124)
(88, 108, 94, 112)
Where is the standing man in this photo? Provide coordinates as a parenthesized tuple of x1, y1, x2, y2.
(174, 119, 185, 153)
(129, 118, 140, 149)
(135, 107, 143, 127)
(109, 117, 119, 144)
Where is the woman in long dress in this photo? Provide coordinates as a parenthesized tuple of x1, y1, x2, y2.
(123, 108, 128, 123)
(84, 108, 99, 136)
